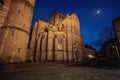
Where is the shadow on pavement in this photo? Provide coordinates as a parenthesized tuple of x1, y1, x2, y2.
(67, 61, 120, 70)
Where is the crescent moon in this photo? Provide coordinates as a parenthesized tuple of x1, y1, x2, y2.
(97, 10, 100, 14)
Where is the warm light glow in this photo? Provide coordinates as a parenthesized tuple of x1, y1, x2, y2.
(58, 44, 62, 49)
(87, 54, 95, 59)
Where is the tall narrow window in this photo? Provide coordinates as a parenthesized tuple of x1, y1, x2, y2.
(0, 0, 4, 10)
(18, 10, 21, 14)
(58, 39, 63, 50)
(63, 35, 65, 39)
(18, 48, 22, 53)
(11, 31, 14, 36)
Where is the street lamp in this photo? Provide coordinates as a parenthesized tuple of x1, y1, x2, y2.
(87, 54, 95, 59)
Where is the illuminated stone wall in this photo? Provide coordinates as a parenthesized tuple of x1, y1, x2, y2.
(30, 11, 84, 62)
(0, 0, 36, 63)
(0, 0, 11, 28)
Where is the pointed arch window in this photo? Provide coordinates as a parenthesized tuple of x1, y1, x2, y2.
(58, 39, 63, 50)
(57, 34, 64, 50)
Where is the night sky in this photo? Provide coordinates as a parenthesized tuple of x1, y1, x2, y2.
(31, 0, 120, 51)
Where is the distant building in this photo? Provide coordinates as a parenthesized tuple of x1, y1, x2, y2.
(29, 11, 84, 62)
(112, 17, 120, 61)
(84, 45, 96, 60)
(0, 0, 36, 63)
(99, 39, 118, 61)
(113, 17, 120, 47)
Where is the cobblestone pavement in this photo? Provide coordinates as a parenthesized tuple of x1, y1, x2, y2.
(0, 63, 120, 80)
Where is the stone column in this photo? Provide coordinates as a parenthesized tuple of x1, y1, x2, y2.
(63, 39, 67, 61)
(47, 31, 54, 61)
(41, 33, 47, 62)
(0, 0, 36, 63)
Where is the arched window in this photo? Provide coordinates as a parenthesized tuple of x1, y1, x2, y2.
(58, 39, 63, 50)
(57, 34, 63, 50)
(63, 35, 65, 39)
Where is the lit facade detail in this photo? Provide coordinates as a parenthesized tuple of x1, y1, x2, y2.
(29, 11, 84, 62)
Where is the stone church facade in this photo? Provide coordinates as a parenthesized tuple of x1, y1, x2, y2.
(0, 0, 36, 63)
(29, 11, 84, 62)
(0, 0, 84, 63)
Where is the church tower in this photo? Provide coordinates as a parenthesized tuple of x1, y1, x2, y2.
(0, 0, 36, 63)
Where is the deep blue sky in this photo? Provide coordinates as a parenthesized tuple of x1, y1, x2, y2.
(31, 0, 120, 51)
